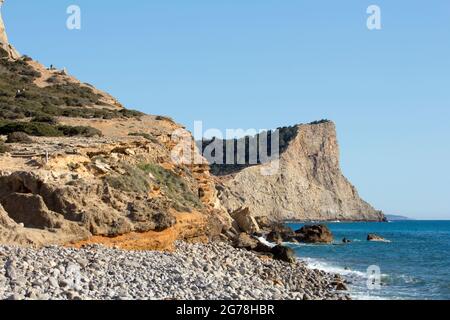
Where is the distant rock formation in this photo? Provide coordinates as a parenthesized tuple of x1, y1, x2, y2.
(214, 121, 385, 222)
(385, 214, 412, 221)
(0, 0, 20, 59)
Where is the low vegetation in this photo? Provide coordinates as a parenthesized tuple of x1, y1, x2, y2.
(138, 163, 203, 211)
(104, 164, 152, 194)
(105, 163, 202, 212)
(5, 132, 33, 144)
(0, 142, 11, 154)
(128, 132, 159, 144)
(309, 119, 330, 125)
(0, 49, 143, 121)
(0, 120, 102, 137)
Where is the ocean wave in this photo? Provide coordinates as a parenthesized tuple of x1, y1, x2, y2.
(256, 237, 276, 248)
(300, 257, 368, 278)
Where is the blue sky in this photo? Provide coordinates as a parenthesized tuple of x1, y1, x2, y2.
(4, 1, 450, 219)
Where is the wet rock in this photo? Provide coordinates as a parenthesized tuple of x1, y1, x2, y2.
(367, 234, 388, 242)
(332, 281, 348, 291)
(295, 225, 333, 244)
(271, 245, 296, 263)
(266, 231, 284, 244)
(233, 233, 258, 250)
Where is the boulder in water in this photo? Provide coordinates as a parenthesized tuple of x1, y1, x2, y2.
(271, 245, 296, 263)
(294, 224, 333, 244)
(367, 234, 389, 242)
(266, 231, 284, 244)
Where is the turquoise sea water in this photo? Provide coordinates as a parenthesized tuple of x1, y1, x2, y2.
(287, 221, 450, 300)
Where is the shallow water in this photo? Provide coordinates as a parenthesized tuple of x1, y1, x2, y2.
(287, 221, 450, 300)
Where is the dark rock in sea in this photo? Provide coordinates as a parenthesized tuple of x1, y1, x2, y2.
(271, 245, 296, 263)
(294, 224, 333, 244)
(332, 281, 348, 291)
(270, 223, 297, 242)
(342, 238, 352, 244)
(254, 241, 273, 254)
(266, 231, 284, 244)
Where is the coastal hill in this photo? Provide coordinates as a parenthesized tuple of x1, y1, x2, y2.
(386, 215, 413, 221)
(0, 4, 382, 249)
(0, 4, 231, 247)
(208, 122, 385, 222)
(0, 46, 231, 247)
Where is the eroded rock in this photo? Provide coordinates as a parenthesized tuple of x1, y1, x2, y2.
(295, 225, 333, 244)
(230, 207, 260, 234)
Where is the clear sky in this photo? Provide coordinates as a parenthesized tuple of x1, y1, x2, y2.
(4, 1, 450, 219)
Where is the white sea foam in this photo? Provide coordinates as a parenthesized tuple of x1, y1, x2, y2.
(300, 257, 367, 278)
(256, 236, 276, 248)
(261, 236, 401, 299)
(298, 256, 404, 300)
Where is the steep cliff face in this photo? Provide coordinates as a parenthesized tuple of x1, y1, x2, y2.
(216, 121, 385, 222)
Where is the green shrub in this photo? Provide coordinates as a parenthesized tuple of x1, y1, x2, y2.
(309, 119, 330, 125)
(205, 125, 300, 176)
(120, 109, 144, 118)
(0, 55, 143, 121)
(155, 115, 174, 123)
(0, 121, 102, 137)
(129, 132, 159, 144)
(104, 165, 151, 194)
(0, 121, 63, 137)
(31, 114, 58, 125)
(0, 142, 11, 154)
(138, 163, 202, 211)
(21, 55, 33, 62)
(6, 132, 33, 144)
(57, 125, 102, 137)
(46, 75, 59, 84)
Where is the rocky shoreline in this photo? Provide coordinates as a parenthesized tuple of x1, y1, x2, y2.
(0, 241, 350, 300)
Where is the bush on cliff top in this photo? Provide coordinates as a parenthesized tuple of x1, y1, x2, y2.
(128, 132, 159, 144)
(0, 120, 102, 137)
(0, 49, 143, 121)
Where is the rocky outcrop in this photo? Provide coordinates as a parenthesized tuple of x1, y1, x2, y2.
(230, 207, 260, 234)
(0, 1, 382, 252)
(367, 234, 389, 242)
(216, 121, 385, 222)
(271, 245, 296, 264)
(294, 225, 334, 244)
(0, 133, 231, 247)
(0, 3, 233, 248)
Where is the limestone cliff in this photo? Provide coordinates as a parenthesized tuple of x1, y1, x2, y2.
(214, 121, 385, 222)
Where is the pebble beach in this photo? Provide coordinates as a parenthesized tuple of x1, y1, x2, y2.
(0, 241, 349, 300)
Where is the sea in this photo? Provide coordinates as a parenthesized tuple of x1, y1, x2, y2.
(286, 221, 450, 300)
